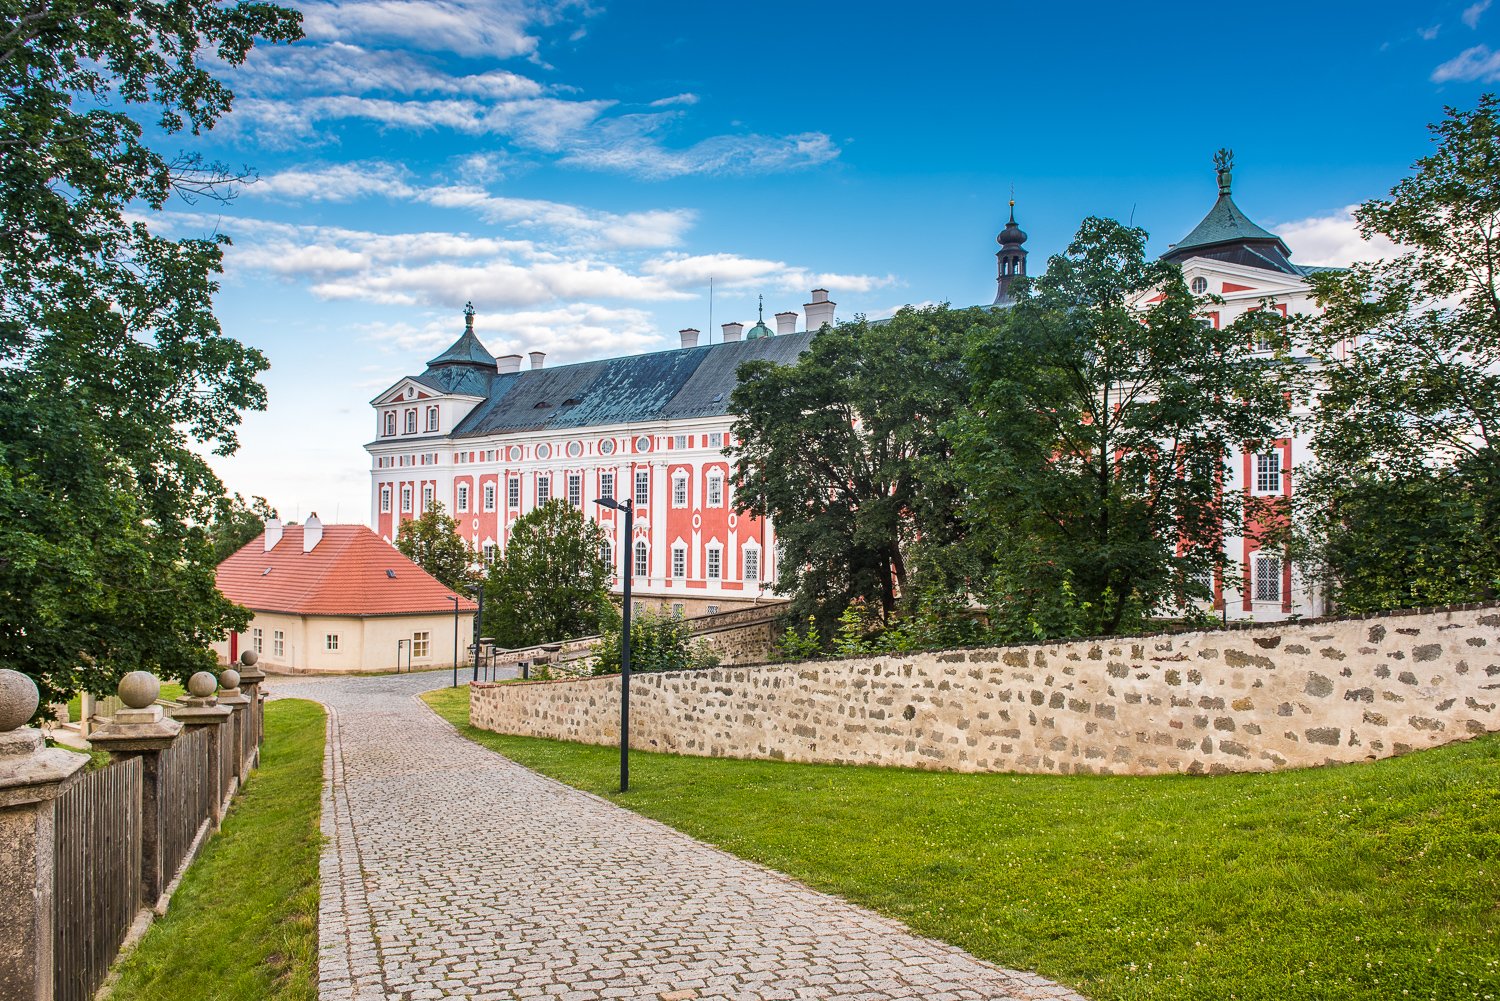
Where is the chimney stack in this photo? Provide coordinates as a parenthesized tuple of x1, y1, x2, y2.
(496, 354, 522, 374)
(303, 513, 323, 553)
(804, 289, 836, 330)
(774, 311, 798, 335)
(721, 321, 744, 343)
(528, 350, 546, 370)
(679, 328, 700, 349)
(264, 518, 283, 551)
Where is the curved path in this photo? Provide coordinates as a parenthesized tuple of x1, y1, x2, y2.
(274, 670, 1087, 1001)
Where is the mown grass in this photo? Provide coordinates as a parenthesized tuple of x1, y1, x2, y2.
(108, 699, 325, 1001)
(423, 685, 1500, 1001)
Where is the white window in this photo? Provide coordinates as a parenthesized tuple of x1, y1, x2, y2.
(707, 474, 723, 507)
(383, 412, 395, 436)
(484, 483, 496, 511)
(1253, 555, 1282, 603)
(380, 486, 391, 513)
(426, 406, 439, 432)
(709, 432, 723, 448)
(273, 630, 284, 657)
(405, 409, 416, 434)
(412, 631, 430, 658)
(1255, 452, 1281, 494)
(706, 547, 721, 580)
(673, 434, 688, 449)
(634, 540, 648, 577)
(600, 472, 615, 500)
(635, 470, 650, 507)
(326, 634, 340, 652)
(1190, 276, 1208, 294)
(743, 547, 760, 583)
(672, 474, 688, 507)
(457, 484, 469, 512)
(507, 476, 519, 508)
(482, 542, 496, 565)
(568, 474, 581, 507)
(600, 541, 613, 567)
(252, 627, 263, 654)
(672, 546, 686, 578)
(401, 486, 412, 512)
(536, 476, 550, 505)
(1252, 328, 1277, 353)
(422, 484, 434, 510)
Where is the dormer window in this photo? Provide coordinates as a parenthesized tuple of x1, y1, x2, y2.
(1191, 276, 1208, 294)
(405, 409, 416, 434)
(425, 406, 439, 432)
(384, 412, 396, 436)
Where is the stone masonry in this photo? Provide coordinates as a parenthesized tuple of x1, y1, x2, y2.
(277, 671, 1084, 1001)
(471, 604, 1500, 776)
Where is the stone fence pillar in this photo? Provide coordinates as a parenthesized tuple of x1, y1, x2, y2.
(89, 672, 182, 912)
(0, 669, 86, 1001)
(235, 650, 266, 768)
(169, 672, 231, 826)
(215, 668, 251, 782)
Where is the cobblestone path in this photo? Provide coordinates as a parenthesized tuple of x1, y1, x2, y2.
(274, 671, 1088, 1001)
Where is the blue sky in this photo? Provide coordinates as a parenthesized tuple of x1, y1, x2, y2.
(175, 0, 1499, 522)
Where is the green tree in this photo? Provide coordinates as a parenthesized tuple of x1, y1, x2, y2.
(954, 217, 1296, 636)
(395, 502, 474, 591)
(483, 500, 611, 648)
(592, 610, 719, 675)
(0, 1, 302, 708)
(209, 493, 279, 563)
(730, 305, 989, 634)
(1294, 96, 1500, 610)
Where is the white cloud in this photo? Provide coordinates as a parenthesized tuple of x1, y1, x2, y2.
(1419, 23, 1441, 40)
(649, 93, 699, 108)
(359, 303, 666, 363)
(248, 161, 416, 201)
(642, 253, 895, 295)
(1274, 206, 1404, 267)
(560, 129, 840, 179)
(1464, 0, 1492, 28)
(231, 41, 545, 100)
(1432, 43, 1500, 81)
(419, 185, 696, 248)
(296, 0, 587, 59)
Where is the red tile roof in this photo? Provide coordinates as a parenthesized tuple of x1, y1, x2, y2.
(216, 524, 477, 617)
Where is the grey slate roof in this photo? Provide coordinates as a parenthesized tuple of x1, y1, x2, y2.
(427, 327, 497, 369)
(425, 332, 816, 439)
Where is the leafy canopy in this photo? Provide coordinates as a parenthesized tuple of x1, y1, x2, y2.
(209, 493, 279, 564)
(483, 500, 611, 648)
(730, 304, 989, 633)
(954, 217, 1295, 636)
(396, 502, 475, 592)
(1293, 94, 1500, 610)
(0, 0, 302, 707)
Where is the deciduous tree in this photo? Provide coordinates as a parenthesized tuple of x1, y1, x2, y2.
(396, 502, 474, 592)
(954, 217, 1296, 636)
(483, 500, 611, 648)
(0, 0, 302, 708)
(209, 493, 279, 564)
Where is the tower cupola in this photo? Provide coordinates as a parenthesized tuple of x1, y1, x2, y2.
(745, 294, 775, 339)
(1161, 150, 1298, 274)
(993, 199, 1029, 306)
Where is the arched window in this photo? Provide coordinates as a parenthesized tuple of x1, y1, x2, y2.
(634, 540, 648, 577)
(384, 412, 395, 436)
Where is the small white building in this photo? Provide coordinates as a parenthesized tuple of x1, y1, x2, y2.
(213, 516, 476, 673)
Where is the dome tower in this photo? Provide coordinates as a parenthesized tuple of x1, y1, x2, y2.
(993, 199, 1028, 306)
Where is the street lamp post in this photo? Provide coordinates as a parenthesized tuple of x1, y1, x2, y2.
(593, 495, 633, 792)
(447, 594, 460, 688)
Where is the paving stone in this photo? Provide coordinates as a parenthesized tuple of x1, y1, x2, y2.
(274, 671, 1088, 1001)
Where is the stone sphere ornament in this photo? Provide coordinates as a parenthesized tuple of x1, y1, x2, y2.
(218, 668, 240, 691)
(117, 671, 160, 710)
(239, 649, 259, 668)
(0, 669, 40, 732)
(187, 671, 218, 699)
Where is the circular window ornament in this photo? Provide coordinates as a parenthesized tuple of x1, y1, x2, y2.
(508, 445, 522, 462)
(635, 435, 652, 453)
(566, 440, 582, 458)
(1190, 276, 1208, 294)
(599, 438, 616, 456)
(536, 443, 552, 460)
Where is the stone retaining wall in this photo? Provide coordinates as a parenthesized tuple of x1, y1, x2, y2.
(470, 604, 1500, 775)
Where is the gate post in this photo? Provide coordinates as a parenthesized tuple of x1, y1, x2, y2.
(215, 669, 251, 782)
(89, 672, 182, 912)
(234, 651, 267, 767)
(0, 669, 85, 1001)
(170, 672, 231, 827)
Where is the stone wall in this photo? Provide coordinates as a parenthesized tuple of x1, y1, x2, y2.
(470, 603, 1500, 776)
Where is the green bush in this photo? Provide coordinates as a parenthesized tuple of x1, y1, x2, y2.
(592, 610, 720, 675)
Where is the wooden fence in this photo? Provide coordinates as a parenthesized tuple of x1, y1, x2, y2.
(53, 758, 143, 1001)
(158, 726, 214, 885)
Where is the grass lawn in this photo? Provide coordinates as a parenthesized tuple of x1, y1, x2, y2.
(67, 681, 185, 723)
(108, 698, 325, 1001)
(423, 685, 1500, 1001)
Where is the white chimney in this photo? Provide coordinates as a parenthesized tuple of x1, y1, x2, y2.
(263, 518, 283, 551)
(528, 350, 546, 370)
(303, 513, 323, 553)
(679, 328, 700, 348)
(721, 321, 744, 343)
(775, 311, 798, 335)
(496, 354, 522, 374)
(804, 289, 836, 330)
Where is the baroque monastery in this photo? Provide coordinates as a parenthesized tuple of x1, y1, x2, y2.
(368, 159, 1333, 621)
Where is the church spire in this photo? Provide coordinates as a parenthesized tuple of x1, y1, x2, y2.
(993, 196, 1029, 307)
